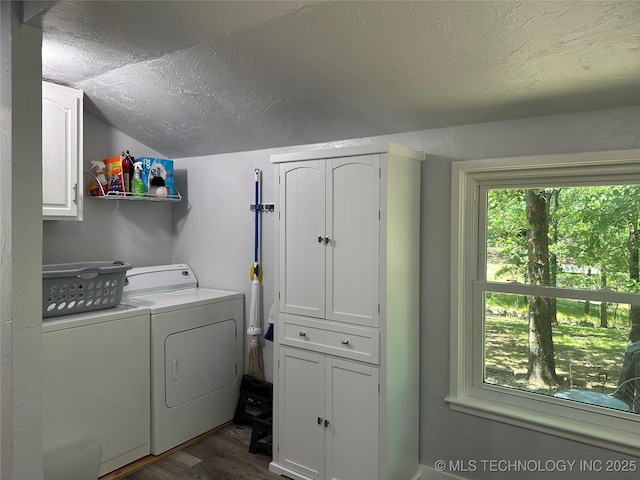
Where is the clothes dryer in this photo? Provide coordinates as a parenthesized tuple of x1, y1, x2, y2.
(121, 264, 244, 455)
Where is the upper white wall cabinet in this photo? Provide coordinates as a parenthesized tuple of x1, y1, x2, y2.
(42, 81, 83, 220)
(270, 143, 424, 480)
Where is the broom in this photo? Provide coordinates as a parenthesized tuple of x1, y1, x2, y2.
(247, 168, 265, 381)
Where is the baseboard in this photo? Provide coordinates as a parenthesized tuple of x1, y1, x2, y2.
(269, 461, 309, 480)
(272, 461, 426, 480)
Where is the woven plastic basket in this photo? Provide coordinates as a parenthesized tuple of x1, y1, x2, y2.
(43, 261, 132, 318)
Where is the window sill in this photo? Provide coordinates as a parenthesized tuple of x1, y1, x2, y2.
(446, 393, 639, 457)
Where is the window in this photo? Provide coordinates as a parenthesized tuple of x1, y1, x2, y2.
(449, 149, 640, 456)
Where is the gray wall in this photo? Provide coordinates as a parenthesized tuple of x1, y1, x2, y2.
(412, 107, 640, 480)
(42, 101, 640, 479)
(170, 105, 640, 480)
(0, 4, 14, 477)
(3, 5, 45, 479)
(43, 114, 173, 266)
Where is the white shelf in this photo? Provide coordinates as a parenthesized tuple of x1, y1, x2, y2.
(84, 171, 181, 202)
(90, 191, 182, 202)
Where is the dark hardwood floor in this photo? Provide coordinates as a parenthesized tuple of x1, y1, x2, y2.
(101, 423, 281, 480)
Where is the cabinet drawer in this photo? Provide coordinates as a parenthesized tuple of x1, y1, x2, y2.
(279, 315, 379, 364)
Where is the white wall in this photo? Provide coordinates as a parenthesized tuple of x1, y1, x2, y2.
(172, 105, 640, 480)
(170, 150, 278, 380)
(39, 97, 640, 479)
(43, 114, 173, 266)
(0, 4, 14, 478)
(413, 107, 640, 480)
(4, 5, 44, 479)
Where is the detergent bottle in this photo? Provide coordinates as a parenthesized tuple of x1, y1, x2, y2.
(89, 161, 108, 196)
(131, 162, 145, 197)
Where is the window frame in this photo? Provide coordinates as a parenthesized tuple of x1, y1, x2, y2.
(449, 149, 640, 456)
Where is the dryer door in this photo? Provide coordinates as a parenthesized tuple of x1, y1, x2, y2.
(165, 319, 237, 407)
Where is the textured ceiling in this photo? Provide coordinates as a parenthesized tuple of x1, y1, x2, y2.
(33, 1, 640, 159)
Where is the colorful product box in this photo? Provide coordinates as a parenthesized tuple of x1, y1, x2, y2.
(138, 157, 174, 198)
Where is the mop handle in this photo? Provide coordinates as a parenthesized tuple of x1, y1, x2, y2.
(254, 169, 260, 268)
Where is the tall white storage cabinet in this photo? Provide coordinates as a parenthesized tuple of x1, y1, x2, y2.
(270, 143, 424, 480)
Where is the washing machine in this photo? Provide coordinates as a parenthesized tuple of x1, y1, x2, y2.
(121, 264, 244, 455)
(42, 303, 151, 479)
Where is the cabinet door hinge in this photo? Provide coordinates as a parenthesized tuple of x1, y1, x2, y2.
(379, 168, 381, 178)
(378, 383, 380, 394)
(378, 304, 380, 314)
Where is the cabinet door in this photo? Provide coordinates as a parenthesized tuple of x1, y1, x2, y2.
(42, 81, 83, 220)
(279, 347, 326, 480)
(279, 161, 326, 317)
(325, 358, 379, 480)
(326, 155, 379, 326)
